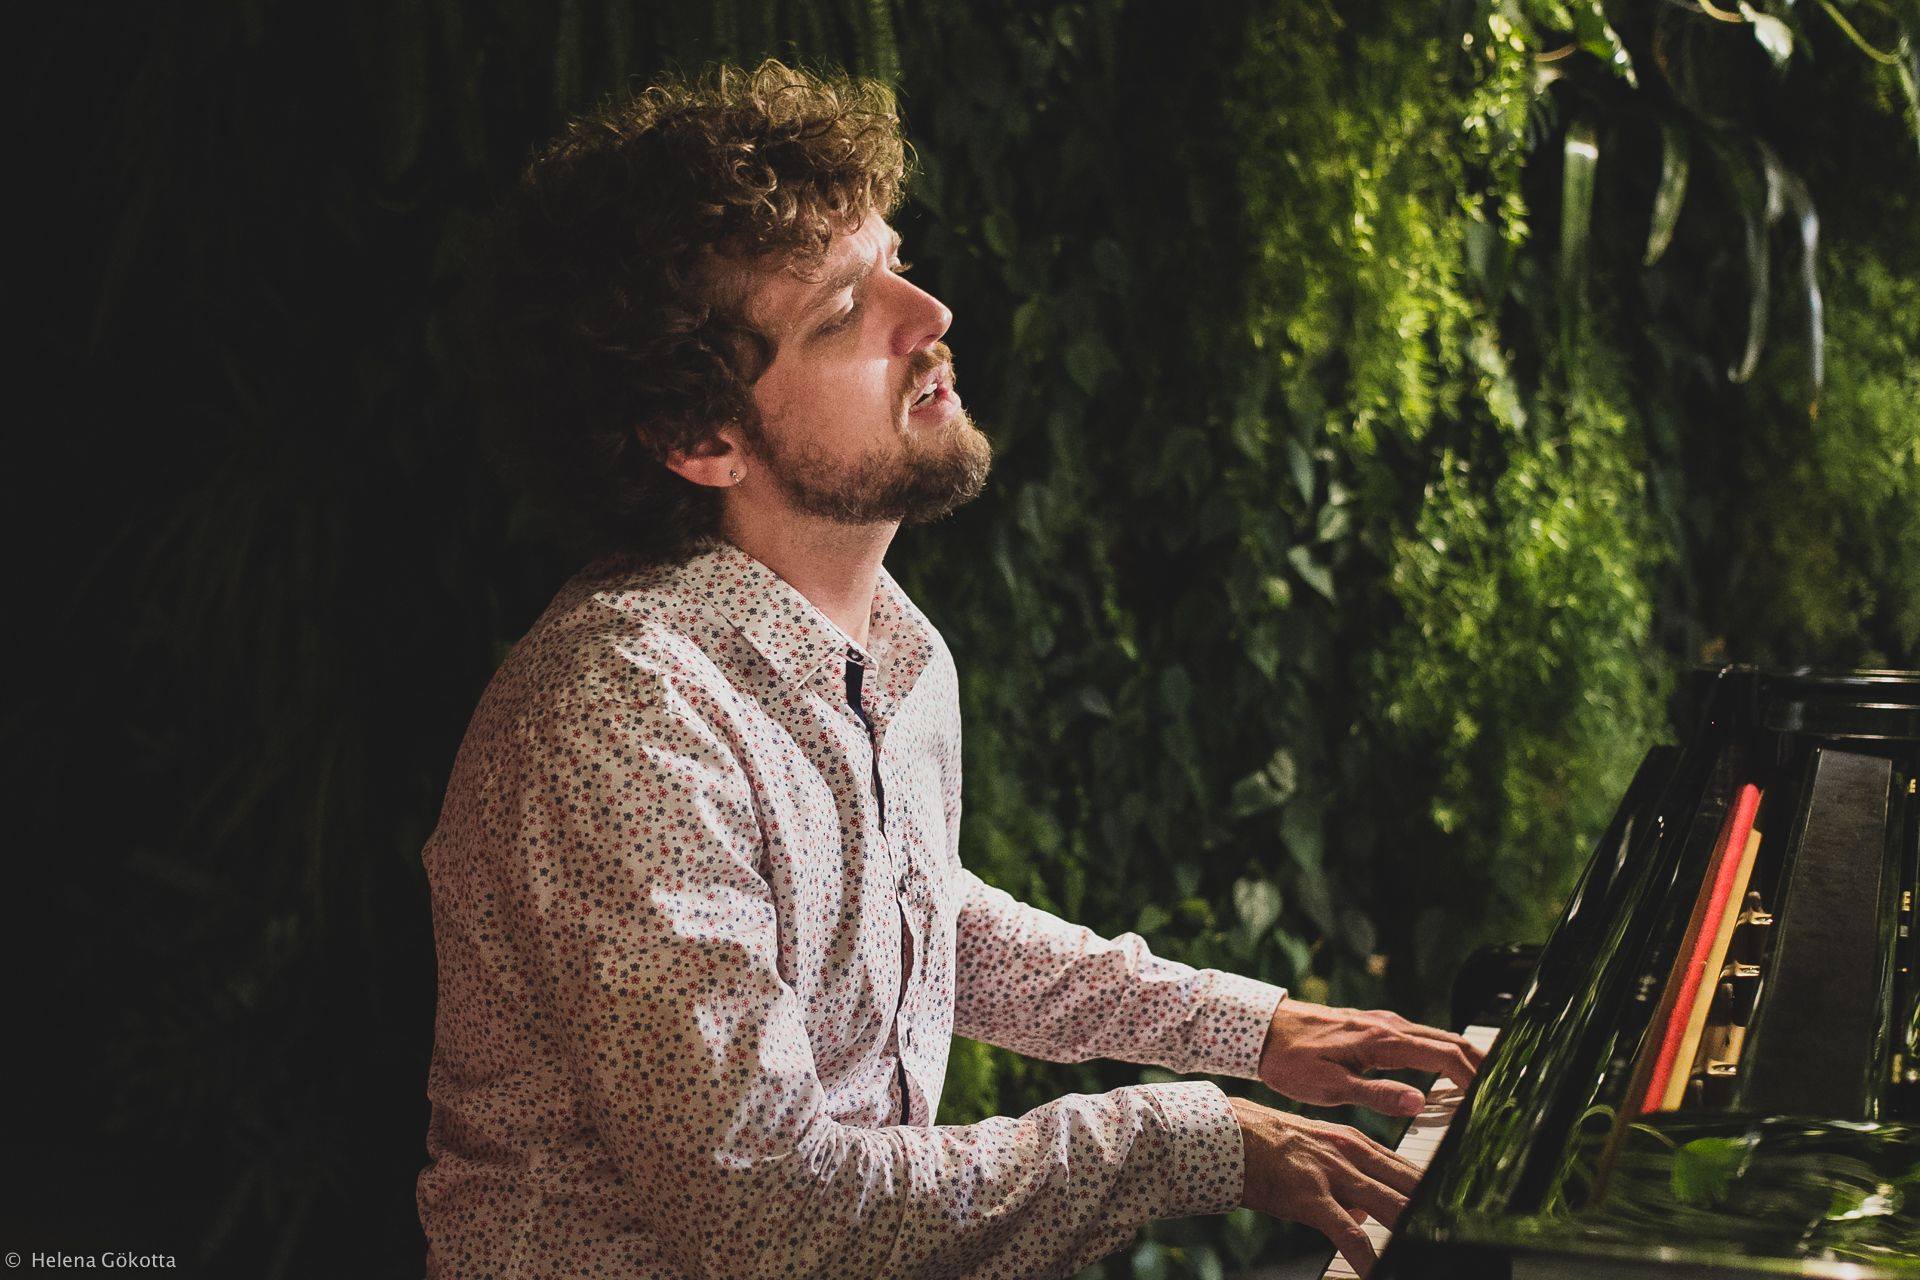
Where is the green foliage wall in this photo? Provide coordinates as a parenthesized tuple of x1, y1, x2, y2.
(24, 1, 1916, 1277)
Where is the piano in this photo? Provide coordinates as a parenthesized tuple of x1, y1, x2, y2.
(1319, 666, 1920, 1279)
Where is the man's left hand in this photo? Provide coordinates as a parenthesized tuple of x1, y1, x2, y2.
(1256, 998, 1486, 1118)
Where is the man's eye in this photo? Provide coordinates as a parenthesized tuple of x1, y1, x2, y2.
(819, 260, 909, 335)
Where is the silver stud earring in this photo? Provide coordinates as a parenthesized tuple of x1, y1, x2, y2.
(728, 468, 741, 483)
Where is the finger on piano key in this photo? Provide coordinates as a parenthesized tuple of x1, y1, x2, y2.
(1319, 1025, 1500, 1279)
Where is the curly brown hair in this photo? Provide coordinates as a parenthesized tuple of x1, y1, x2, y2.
(476, 59, 908, 562)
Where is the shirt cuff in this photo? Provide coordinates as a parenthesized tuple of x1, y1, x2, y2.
(1186, 971, 1288, 1080)
(1138, 1080, 1245, 1219)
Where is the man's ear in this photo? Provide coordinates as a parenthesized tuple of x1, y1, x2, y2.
(660, 424, 749, 488)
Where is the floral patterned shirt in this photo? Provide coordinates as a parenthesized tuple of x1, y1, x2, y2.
(416, 540, 1286, 1279)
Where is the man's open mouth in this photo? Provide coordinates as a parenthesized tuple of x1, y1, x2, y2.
(910, 369, 947, 410)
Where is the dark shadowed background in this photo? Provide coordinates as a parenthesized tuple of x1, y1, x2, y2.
(12, 1, 1917, 1277)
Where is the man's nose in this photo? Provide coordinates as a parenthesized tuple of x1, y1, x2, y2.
(892, 279, 952, 357)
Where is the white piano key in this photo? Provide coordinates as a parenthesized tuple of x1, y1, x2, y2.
(1319, 1024, 1500, 1278)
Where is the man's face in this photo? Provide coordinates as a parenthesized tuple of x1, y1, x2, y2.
(736, 211, 991, 526)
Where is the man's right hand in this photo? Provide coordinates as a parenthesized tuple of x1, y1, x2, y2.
(1227, 1096, 1421, 1278)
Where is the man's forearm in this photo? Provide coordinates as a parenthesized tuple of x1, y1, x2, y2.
(950, 868, 1285, 1077)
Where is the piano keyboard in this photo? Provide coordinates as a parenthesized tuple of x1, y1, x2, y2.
(1321, 1024, 1501, 1279)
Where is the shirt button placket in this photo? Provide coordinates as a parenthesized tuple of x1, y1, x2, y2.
(846, 648, 915, 1126)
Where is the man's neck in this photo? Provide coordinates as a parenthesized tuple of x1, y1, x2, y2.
(719, 508, 898, 651)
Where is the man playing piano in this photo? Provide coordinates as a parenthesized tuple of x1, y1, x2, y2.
(416, 59, 1485, 1280)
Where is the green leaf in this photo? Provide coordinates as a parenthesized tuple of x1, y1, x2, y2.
(1064, 334, 1114, 395)
(1010, 297, 1046, 348)
(1281, 801, 1324, 875)
(1294, 862, 1335, 936)
(1716, 139, 1776, 384)
(1175, 897, 1215, 930)
(1644, 118, 1691, 266)
(1172, 862, 1202, 900)
(1230, 410, 1268, 460)
(1287, 544, 1336, 602)
(1131, 1240, 1170, 1280)
(1229, 758, 1291, 816)
(1244, 624, 1280, 681)
(1739, 2, 1795, 67)
(1223, 1208, 1272, 1268)
(1560, 118, 1599, 302)
(1136, 902, 1172, 934)
(983, 211, 1018, 259)
(1773, 154, 1824, 404)
(1276, 931, 1313, 983)
(1897, 42, 1920, 167)
(1262, 747, 1298, 800)
(1284, 436, 1316, 504)
(1233, 876, 1284, 937)
(1315, 503, 1352, 544)
(1672, 1136, 1751, 1206)
(1825, 1180, 1900, 1222)
(1052, 8, 1078, 49)
(1188, 1245, 1225, 1280)
(1571, 1, 1637, 85)
(1077, 688, 1115, 719)
(1062, 858, 1087, 921)
(1465, 217, 1505, 293)
(1016, 485, 1048, 538)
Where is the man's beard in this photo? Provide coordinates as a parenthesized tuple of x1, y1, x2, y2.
(746, 399, 992, 527)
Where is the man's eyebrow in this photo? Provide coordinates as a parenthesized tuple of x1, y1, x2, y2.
(802, 229, 904, 318)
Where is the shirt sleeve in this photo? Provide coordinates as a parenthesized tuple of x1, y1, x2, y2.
(951, 868, 1286, 1080)
(512, 674, 1246, 1280)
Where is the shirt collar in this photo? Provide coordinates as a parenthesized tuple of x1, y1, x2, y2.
(667, 540, 937, 713)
